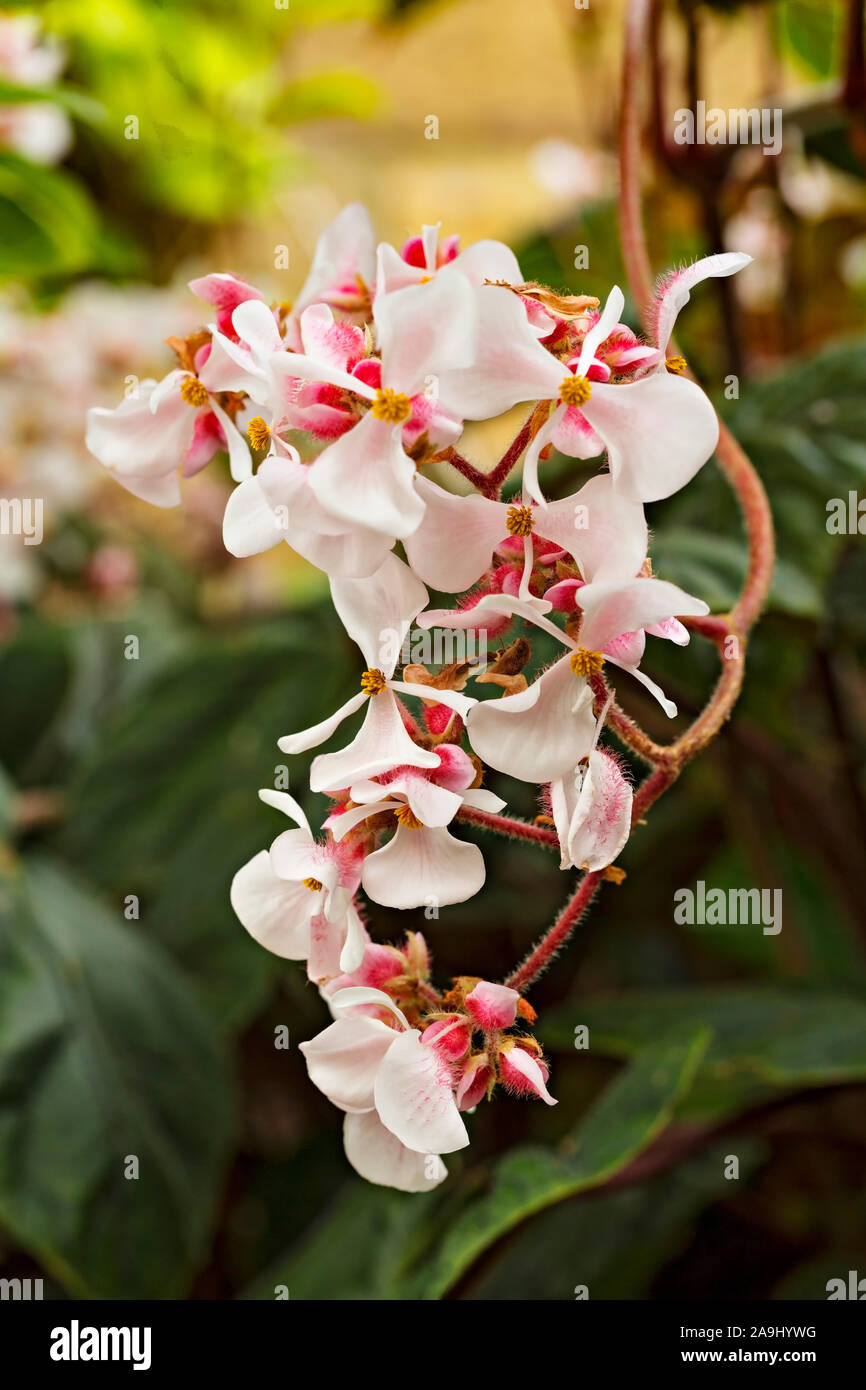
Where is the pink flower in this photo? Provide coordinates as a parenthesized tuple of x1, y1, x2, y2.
(323, 744, 504, 911)
(86, 348, 251, 507)
(300, 986, 470, 1192)
(498, 1044, 557, 1105)
(230, 790, 366, 982)
(188, 272, 265, 342)
(285, 203, 377, 342)
(550, 747, 633, 872)
(485, 254, 753, 506)
(419, 575, 708, 783)
(278, 554, 475, 792)
(406, 472, 647, 595)
(465, 980, 520, 1031)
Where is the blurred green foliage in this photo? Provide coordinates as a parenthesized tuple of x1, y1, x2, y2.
(0, 0, 384, 286)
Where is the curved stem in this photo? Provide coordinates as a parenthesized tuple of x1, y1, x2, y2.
(501, 0, 775, 995)
(505, 870, 602, 991)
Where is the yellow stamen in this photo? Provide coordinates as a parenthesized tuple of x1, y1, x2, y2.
(665, 355, 687, 375)
(179, 375, 209, 408)
(418, 275, 434, 284)
(505, 503, 534, 538)
(569, 648, 605, 678)
(247, 416, 270, 450)
(371, 388, 412, 425)
(302, 877, 323, 892)
(360, 668, 387, 696)
(395, 805, 424, 829)
(602, 865, 626, 884)
(559, 374, 592, 408)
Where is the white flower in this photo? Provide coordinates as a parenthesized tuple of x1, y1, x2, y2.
(230, 790, 367, 981)
(278, 553, 475, 792)
(420, 577, 708, 782)
(325, 743, 505, 910)
(300, 986, 469, 1193)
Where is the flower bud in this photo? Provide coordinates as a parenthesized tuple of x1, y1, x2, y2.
(456, 1052, 493, 1111)
(498, 1041, 557, 1106)
(465, 979, 520, 1031)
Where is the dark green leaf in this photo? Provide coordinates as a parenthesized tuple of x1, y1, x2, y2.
(0, 858, 234, 1297)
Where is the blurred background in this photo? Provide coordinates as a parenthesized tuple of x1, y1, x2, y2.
(1, 0, 865, 1301)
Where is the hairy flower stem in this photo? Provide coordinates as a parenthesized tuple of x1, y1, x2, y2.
(496, 0, 775, 995)
(438, 445, 496, 494)
(505, 871, 602, 991)
(487, 402, 551, 496)
(456, 804, 559, 849)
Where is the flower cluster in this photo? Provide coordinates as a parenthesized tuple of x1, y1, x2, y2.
(86, 204, 749, 1190)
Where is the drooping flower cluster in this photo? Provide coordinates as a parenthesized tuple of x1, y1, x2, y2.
(86, 204, 749, 1190)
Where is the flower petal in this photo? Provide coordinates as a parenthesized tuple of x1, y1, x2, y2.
(299, 1014, 397, 1112)
(654, 252, 752, 353)
(339, 903, 368, 975)
(467, 657, 597, 783)
(308, 413, 425, 541)
(583, 373, 719, 503)
(343, 1110, 448, 1192)
(86, 377, 193, 476)
(435, 285, 562, 420)
(258, 787, 310, 833)
(330, 552, 428, 674)
(577, 577, 709, 653)
(551, 749, 632, 872)
(375, 269, 477, 396)
(499, 1047, 557, 1105)
(277, 690, 369, 757)
(362, 824, 485, 909)
(404, 477, 507, 592)
(230, 851, 313, 959)
(374, 1027, 470, 1153)
(537, 475, 648, 583)
(223, 475, 283, 557)
(309, 690, 440, 793)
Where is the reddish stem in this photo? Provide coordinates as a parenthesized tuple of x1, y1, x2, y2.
(505, 871, 602, 991)
(487, 404, 549, 495)
(439, 446, 496, 495)
(456, 804, 559, 849)
(499, 0, 775, 995)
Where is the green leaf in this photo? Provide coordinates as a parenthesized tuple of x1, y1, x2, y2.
(464, 1139, 767, 1300)
(0, 153, 100, 279)
(0, 858, 234, 1298)
(0, 765, 16, 840)
(776, 0, 843, 81)
(0, 79, 105, 124)
(0, 621, 72, 781)
(59, 614, 354, 1027)
(542, 987, 866, 1121)
(400, 1027, 709, 1300)
(242, 1181, 440, 1301)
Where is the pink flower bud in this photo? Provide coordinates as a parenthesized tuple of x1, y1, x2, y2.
(422, 1016, 471, 1061)
(456, 1053, 492, 1111)
(465, 980, 520, 1031)
(498, 1044, 557, 1106)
